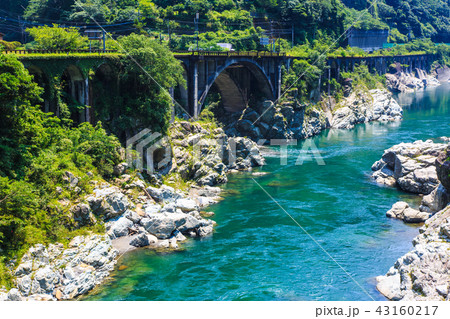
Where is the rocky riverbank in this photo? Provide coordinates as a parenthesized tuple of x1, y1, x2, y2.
(222, 88, 402, 141)
(0, 120, 265, 301)
(374, 140, 450, 300)
(0, 235, 117, 301)
(385, 67, 441, 93)
(376, 205, 450, 300)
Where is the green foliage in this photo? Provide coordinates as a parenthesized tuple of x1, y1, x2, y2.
(435, 44, 450, 67)
(23, 0, 73, 22)
(90, 34, 184, 139)
(0, 256, 13, 289)
(283, 59, 323, 101)
(376, 0, 450, 43)
(171, 27, 263, 51)
(283, 41, 330, 101)
(344, 7, 389, 31)
(0, 40, 22, 51)
(387, 28, 408, 43)
(328, 45, 368, 57)
(341, 62, 385, 90)
(26, 24, 88, 50)
(0, 54, 122, 277)
(8, 0, 450, 52)
(374, 38, 438, 56)
(0, 53, 46, 178)
(69, 122, 122, 176)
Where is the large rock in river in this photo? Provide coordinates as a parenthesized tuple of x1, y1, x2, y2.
(372, 140, 448, 194)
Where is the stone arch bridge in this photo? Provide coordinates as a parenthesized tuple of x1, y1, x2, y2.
(13, 50, 435, 122)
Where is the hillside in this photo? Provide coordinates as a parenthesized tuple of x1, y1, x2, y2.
(1, 0, 449, 46)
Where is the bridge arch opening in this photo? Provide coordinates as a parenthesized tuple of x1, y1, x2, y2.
(27, 65, 51, 113)
(200, 60, 274, 117)
(90, 63, 118, 126)
(60, 65, 88, 124)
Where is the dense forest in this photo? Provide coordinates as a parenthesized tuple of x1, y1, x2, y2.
(1, 0, 449, 47)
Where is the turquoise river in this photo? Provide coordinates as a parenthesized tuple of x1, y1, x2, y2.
(87, 83, 449, 301)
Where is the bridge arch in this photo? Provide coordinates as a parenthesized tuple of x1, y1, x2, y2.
(60, 64, 89, 123)
(27, 65, 52, 112)
(90, 62, 118, 123)
(198, 58, 275, 115)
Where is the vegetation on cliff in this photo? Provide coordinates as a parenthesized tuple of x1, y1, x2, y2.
(0, 53, 122, 287)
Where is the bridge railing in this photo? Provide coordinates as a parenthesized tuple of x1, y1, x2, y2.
(173, 50, 287, 57)
(3, 49, 118, 54)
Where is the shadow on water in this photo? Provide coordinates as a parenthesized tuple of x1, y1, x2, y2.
(85, 83, 450, 301)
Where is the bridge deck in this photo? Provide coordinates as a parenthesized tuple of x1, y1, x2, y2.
(3, 49, 431, 61)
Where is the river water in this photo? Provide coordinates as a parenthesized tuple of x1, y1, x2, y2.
(87, 84, 449, 301)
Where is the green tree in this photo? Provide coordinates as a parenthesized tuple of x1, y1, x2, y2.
(0, 53, 121, 260)
(0, 53, 48, 178)
(94, 34, 185, 138)
(26, 24, 88, 50)
(24, 0, 74, 22)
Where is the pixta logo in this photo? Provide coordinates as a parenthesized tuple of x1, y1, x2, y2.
(126, 129, 172, 173)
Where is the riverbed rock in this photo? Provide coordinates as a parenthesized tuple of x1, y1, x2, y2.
(372, 140, 448, 194)
(386, 201, 429, 223)
(124, 209, 142, 224)
(129, 233, 151, 247)
(108, 216, 134, 239)
(62, 171, 79, 188)
(113, 162, 128, 176)
(331, 89, 402, 130)
(140, 214, 177, 239)
(70, 203, 96, 227)
(146, 185, 181, 203)
(87, 186, 132, 219)
(140, 211, 212, 239)
(6, 288, 23, 301)
(175, 198, 198, 212)
(377, 206, 450, 300)
(376, 273, 402, 300)
(30, 266, 59, 295)
(197, 225, 214, 237)
(403, 208, 430, 223)
(386, 69, 440, 93)
(169, 120, 264, 186)
(386, 201, 409, 219)
(7, 235, 118, 301)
